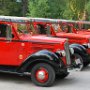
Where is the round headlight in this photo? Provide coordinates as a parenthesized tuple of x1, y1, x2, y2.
(88, 43, 90, 48)
(70, 48, 74, 54)
(83, 43, 90, 48)
(61, 50, 66, 56)
(56, 50, 66, 57)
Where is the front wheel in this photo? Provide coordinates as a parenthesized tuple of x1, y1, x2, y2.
(31, 63, 55, 87)
(73, 53, 84, 71)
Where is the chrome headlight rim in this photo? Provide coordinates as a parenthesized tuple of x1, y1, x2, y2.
(87, 43, 90, 48)
(70, 47, 74, 54)
(83, 43, 90, 48)
(56, 50, 66, 57)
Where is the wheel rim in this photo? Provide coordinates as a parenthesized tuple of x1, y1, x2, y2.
(35, 67, 49, 83)
(74, 54, 83, 71)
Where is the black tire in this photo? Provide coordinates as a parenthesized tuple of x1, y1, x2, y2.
(83, 62, 89, 67)
(73, 53, 84, 71)
(56, 72, 69, 79)
(31, 63, 55, 87)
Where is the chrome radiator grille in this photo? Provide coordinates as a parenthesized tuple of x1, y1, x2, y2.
(64, 41, 71, 65)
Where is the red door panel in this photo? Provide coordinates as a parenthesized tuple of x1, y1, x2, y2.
(0, 40, 30, 66)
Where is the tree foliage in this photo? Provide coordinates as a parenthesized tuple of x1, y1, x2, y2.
(62, 0, 90, 20)
(85, 0, 90, 20)
(27, 0, 50, 18)
(69, 0, 86, 20)
(0, 0, 90, 20)
(27, 0, 66, 19)
(0, 0, 22, 16)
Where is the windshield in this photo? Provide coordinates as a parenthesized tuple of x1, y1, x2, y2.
(51, 23, 90, 33)
(16, 23, 30, 35)
(73, 23, 90, 30)
(15, 23, 50, 36)
(15, 22, 90, 36)
(51, 24, 72, 33)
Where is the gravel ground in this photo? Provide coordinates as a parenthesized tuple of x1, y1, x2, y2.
(0, 65, 90, 90)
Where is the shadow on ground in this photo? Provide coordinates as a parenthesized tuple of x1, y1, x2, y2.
(0, 65, 89, 87)
(82, 64, 90, 71)
(0, 72, 78, 87)
(0, 73, 32, 84)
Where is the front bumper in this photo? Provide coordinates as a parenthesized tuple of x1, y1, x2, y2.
(67, 59, 83, 72)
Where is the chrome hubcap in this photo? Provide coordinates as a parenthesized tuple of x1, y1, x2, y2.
(37, 71, 45, 80)
(35, 68, 49, 83)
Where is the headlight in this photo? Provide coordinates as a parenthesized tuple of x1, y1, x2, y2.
(56, 50, 66, 57)
(87, 43, 90, 48)
(83, 43, 90, 48)
(70, 47, 74, 54)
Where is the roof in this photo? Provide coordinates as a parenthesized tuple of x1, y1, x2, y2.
(0, 16, 29, 23)
(0, 16, 90, 25)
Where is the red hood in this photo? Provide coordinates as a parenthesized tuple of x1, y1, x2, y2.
(19, 34, 67, 44)
(56, 32, 90, 39)
(77, 30, 90, 35)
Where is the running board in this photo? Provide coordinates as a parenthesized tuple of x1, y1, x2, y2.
(0, 65, 31, 76)
(0, 70, 31, 76)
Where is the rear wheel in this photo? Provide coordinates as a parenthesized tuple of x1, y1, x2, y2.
(31, 63, 55, 87)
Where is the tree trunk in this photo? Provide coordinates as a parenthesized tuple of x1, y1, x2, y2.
(22, 0, 28, 16)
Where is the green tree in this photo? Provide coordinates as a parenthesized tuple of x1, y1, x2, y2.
(28, 0, 50, 18)
(27, 0, 66, 19)
(63, 0, 90, 21)
(85, 0, 90, 20)
(22, 0, 28, 16)
(65, 0, 86, 20)
(0, 0, 22, 16)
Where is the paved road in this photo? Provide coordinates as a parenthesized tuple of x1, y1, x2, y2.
(0, 65, 90, 90)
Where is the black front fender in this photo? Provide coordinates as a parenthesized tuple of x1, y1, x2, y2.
(17, 50, 62, 72)
(69, 44, 87, 54)
(70, 44, 90, 63)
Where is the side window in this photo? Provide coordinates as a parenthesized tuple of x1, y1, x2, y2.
(0, 24, 7, 37)
(17, 23, 29, 35)
(0, 24, 13, 40)
(37, 24, 46, 34)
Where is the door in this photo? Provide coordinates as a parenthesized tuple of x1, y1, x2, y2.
(0, 23, 27, 66)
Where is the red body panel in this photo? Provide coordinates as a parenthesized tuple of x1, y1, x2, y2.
(32, 22, 90, 55)
(0, 41, 30, 65)
(55, 32, 90, 55)
(56, 33, 89, 44)
(0, 21, 67, 66)
(56, 33, 90, 53)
